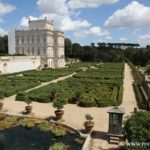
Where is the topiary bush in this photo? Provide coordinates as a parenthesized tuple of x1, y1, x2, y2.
(16, 92, 27, 101)
(79, 99, 96, 107)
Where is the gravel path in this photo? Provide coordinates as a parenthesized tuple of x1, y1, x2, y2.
(1, 63, 138, 150)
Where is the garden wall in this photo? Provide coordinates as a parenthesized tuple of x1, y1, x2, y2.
(0, 56, 41, 74)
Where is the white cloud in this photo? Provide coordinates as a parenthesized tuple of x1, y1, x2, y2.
(120, 37, 127, 42)
(138, 33, 150, 46)
(37, 0, 68, 15)
(105, 1, 150, 29)
(0, 2, 15, 23)
(74, 26, 109, 38)
(105, 35, 112, 40)
(20, 16, 38, 29)
(0, 2, 15, 36)
(20, 0, 91, 32)
(0, 2, 15, 17)
(0, 28, 7, 36)
(67, 0, 118, 9)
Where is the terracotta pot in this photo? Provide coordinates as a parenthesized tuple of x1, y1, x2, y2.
(0, 103, 3, 110)
(25, 105, 32, 113)
(84, 121, 94, 132)
(54, 110, 64, 120)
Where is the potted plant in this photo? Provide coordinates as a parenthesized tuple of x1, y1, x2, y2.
(25, 96, 32, 113)
(51, 89, 59, 101)
(84, 114, 94, 133)
(53, 100, 64, 120)
(0, 98, 4, 110)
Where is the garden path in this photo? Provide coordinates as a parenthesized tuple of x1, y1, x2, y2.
(89, 63, 138, 150)
(1, 64, 138, 150)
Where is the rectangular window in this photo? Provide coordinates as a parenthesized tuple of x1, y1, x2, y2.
(37, 36, 40, 43)
(32, 48, 34, 55)
(22, 37, 24, 43)
(32, 36, 34, 43)
(38, 48, 40, 55)
(28, 37, 30, 43)
(16, 38, 19, 43)
(113, 114, 119, 125)
(43, 37, 46, 43)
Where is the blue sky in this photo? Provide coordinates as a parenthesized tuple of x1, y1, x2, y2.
(0, 0, 150, 46)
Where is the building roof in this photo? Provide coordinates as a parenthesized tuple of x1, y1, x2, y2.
(107, 106, 125, 114)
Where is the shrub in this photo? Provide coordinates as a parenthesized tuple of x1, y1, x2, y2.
(51, 126, 66, 137)
(96, 99, 113, 107)
(0, 92, 5, 99)
(49, 143, 69, 150)
(53, 100, 64, 110)
(16, 92, 27, 101)
(79, 99, 96, 107)
(85, 114, 93, 122)
(133, 83, 147, 109)
(124, 111, 150, 142)
(117, 86, 124, 105)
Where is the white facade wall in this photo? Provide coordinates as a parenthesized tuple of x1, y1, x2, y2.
(0, 56, 41, 74)
(8, 19, 65, 69)
(8, 29, 16, 54)
(29, 19, 53, 31)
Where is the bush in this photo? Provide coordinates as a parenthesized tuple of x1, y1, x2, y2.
(16, 92, 27, 101)
(0, 92, 5, 99)
(79, 99, 96, 107)
(49, 143, 69, 150)
(53, 100, 64, 110)
(117, 86, 124, 105)
(124, 111, 150, 142)
(133, 83, 148, 109)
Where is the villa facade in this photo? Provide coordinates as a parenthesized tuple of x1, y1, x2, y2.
(8, 18, 65, 68)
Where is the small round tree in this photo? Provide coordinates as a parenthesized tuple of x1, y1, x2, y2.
(85, 114, 93, 123)
(24, 96, 32, 113)
(53, 100, 64, 120)
(84, 114, 94, 133)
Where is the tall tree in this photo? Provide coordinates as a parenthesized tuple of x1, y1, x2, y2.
(65, 38, 72, 57)
(0, 35, 8, 54)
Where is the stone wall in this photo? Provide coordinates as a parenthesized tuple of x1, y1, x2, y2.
(0, 56, 41, 74)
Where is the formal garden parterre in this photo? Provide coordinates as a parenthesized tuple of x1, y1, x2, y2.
(16, 62, 124, 107)
(0, 67, 78, 99)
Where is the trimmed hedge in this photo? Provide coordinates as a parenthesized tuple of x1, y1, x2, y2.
(79, 99, 96, 107)
(133, 83, 148, 110)
(117, 86, 124, 105)
(15, 62, 124, 107)
(128, 60, 148, 110)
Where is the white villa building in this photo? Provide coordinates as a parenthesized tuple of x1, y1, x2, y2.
(1, 18, 65, 74)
